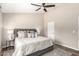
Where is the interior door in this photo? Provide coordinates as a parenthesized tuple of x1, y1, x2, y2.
(0, 9, 2, 52)
(48, 21, 55, 40)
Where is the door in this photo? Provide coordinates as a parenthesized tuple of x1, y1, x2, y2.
(0, 8, 2, 51)
(48, 21, 55, 40)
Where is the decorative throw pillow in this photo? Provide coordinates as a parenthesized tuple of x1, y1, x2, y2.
(27, 31, 37, 38)
(27, 32, 31, 38)
(30, 31, 37, 38)
(17, 31, 27, 38)
(34, 32, 37, 38)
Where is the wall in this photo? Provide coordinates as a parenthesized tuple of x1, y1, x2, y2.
(44, 4, 79, 50)
(2, 13, 44, 48)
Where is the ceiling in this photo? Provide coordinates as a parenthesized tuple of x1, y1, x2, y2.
(0, 3, 58, 13)
(0, 3, 66, 13)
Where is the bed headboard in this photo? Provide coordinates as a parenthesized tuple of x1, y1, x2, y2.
(14, 28, 37, 38)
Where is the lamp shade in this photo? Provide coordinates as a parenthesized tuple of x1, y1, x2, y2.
(7, 29, 14, 40)
(8, 29, 13, 34)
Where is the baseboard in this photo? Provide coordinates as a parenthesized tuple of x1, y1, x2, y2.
(55, 43, 79, 51)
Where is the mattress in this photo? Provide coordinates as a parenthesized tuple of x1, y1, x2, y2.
(12, 36, 53, 56)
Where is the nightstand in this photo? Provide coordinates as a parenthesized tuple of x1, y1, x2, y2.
(6, 39, 14, 50)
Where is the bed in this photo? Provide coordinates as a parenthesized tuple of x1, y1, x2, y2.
(12, 29, 54, 56)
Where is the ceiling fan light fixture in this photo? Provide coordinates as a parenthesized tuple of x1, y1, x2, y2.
(31, 3, 55, 12)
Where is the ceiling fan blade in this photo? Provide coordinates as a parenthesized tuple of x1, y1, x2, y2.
(31, 3, 41, 7)
(45, 5, 55, 7)
(44, 8, 47, 12)
(35, 8, 41, 11)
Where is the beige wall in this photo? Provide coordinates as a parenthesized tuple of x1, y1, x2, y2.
(44, 4, 79, 50)
(2, 13, 44, 47)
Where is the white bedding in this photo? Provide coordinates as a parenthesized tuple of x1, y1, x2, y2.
(12, 36, 53, 56)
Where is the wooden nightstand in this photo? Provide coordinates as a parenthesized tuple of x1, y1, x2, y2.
(6, 39, 14, 50)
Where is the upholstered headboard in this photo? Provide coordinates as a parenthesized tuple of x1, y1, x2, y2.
(14, 28, 37, 38)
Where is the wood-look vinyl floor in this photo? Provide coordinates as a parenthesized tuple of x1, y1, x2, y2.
(0, 44, 79, 56)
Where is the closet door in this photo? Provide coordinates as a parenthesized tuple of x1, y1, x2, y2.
(78, 16, 79, 49)
(73, 16, 78, 50)
(0, 8, 2, 51)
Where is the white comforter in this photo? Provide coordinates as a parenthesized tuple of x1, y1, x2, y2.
(12, 36, 53, 56)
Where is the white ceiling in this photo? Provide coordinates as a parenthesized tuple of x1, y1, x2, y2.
(0, 3, 64, 13)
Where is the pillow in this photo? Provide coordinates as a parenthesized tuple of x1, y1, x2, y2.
(17, 31, 27, 38)
(30, 31, 35, 38)
(27, 31, 37, 38)
(34, 32, 37, 38)
(27, 32, 31, 38)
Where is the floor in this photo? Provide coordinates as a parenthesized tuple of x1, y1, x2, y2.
(0, 44, 79, 56)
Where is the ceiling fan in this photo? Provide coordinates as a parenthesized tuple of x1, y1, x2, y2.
(31, 3, 55, 12)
